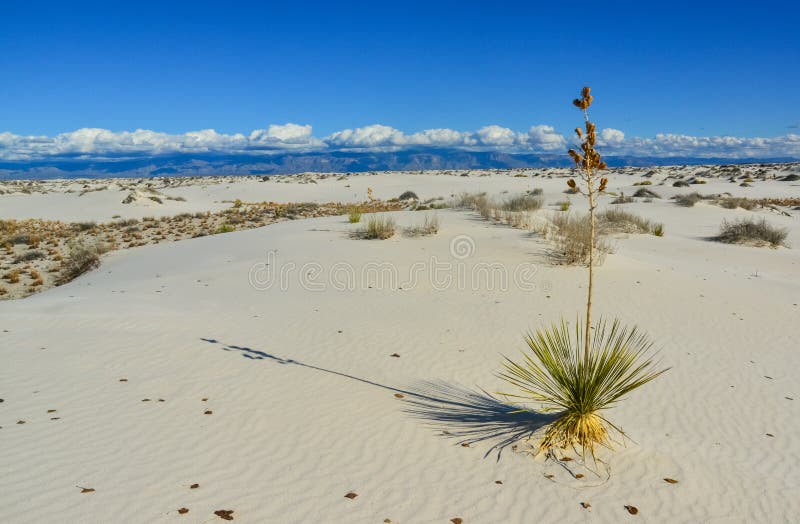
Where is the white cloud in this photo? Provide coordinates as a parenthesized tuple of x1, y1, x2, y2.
(600, 128, 625, 145)
(527, 125, 567, 151)
(0, 123, 798, 161)
(326, 124, 405, 148)
(249, 123, 317, 147)
(475, 125, 520, 147)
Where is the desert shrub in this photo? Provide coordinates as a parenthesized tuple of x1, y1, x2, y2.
(633, 187, 661, 198)
(611, 194, 633, 204)
(673, 180, 690, 187)
(453, 192, 488, 209)
(58, 240, 107, 284)
(149, 196, 163, 204)
(717, 197, 756, 210)
(652, 223, 664, 237)
(404, 214, 440, 237)
(72, 221, 97, 232)
(598, 208, 662, 236)
(714, 217, 788, 247)
(356, 215, 396, 239)
(558, 200, 571, 211)
(398, 191, 419, 201)
(530, 188, 544, 196)
(13, 250, 45, 263)
(548, 213, 611, 266)
(215, 223, 236, 234)
(348, 207, 362, 223)
(500, 194, 543, 212)
(633, 180, 652, 186)
(673, 192, 708, 207)
(233, 199, 243, 208)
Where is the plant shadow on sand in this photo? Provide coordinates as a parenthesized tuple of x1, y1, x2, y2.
(201, 338, 556, 459)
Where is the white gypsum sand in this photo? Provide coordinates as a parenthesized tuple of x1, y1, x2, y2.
(1, 166, 799, 523)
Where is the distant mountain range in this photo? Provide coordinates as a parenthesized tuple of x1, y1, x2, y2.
(1, 149, 798, 179)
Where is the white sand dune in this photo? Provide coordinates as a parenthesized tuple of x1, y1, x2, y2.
(2, 170, 799, 523)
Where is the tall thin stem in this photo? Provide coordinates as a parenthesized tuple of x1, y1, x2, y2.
(583, 108, 594, 367)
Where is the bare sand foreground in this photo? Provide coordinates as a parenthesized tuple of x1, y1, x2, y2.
(1, 166, 800, 523)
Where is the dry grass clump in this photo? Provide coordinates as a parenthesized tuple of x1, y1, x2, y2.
(546, 213, 611, 266)
(404, 214, 440, 237)
(598, 208, 663, 236)
(673, 192, 710, 207)
(632, 187, 661, 199)
(453, 192, 489, 210)
(500, 194, 544, 212)
(355, 215, 396, 239)
(714, 217, 788, 247)
(610, 194, 634, 204)
(632, 180, 652, 186)
(717, 197, 757, 210)
(57, 240, 108, 284)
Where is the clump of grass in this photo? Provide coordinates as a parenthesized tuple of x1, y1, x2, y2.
(233, 199, 243, 208)
(355, 215, 396, 239)
(558, 200, 571, 211)
(453, 192, 488, 210)
(58, 240, 107, 284)
(610, 193, 633, 204)
(652, 223, 664, 237)
(13, 250, 45, 263)
(717, 197, 756, 210)
(500, 194, 543, 212)
(547, 213, 611, 266)
(673, 192, 709, 207)
(348, 206, 362, 223)
(215, 223, 236, 234)
(714, 217, 788, 247)
(632, 180, 652, 186)
(398, 191, 419, 201)
(598, 208, 662, 236)
(530, 188, 544, 196)
(404, 214, 440, 237)
(632, 187, 661, 199)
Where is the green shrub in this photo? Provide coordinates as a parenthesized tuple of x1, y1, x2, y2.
(499, 319, 667, 457)
(348, 207, 362, 223)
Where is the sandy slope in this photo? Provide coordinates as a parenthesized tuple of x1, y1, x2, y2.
(1, 172, 799, 523)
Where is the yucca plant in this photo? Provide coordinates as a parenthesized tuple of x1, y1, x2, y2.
(500, 87, 668, 459)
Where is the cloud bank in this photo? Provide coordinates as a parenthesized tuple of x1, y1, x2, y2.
(1, 124, 798, 161)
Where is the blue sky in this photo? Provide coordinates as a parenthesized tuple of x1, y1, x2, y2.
(1, 1, 799, 160)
